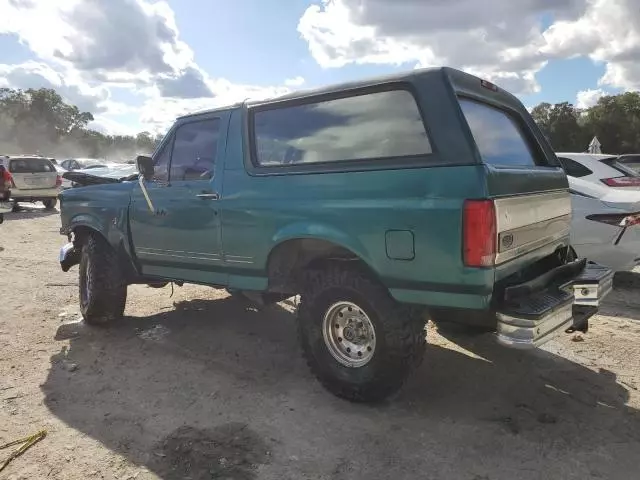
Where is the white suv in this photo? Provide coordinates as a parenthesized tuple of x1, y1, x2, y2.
(0, 155, 62, 209)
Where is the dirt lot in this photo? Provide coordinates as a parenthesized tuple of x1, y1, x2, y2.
(1, 206, 639, 480)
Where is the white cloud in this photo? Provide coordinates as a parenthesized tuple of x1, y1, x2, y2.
(284, 76, 305, 87)
(138, 79, 291, 133)
(0, 61, 110, 113)
(0, 0, 293, 134)
(543, 0, 640, 90)
(297, 0, 591, 94)
(298, 0, 640, 95)
(0, 0, 192, 77)
(576, 88, 605, 109)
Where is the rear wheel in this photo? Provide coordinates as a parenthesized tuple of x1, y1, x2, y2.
(298, 265, 426, 403)
(43, 198, 57, 210)
(79, 233, 127, 326)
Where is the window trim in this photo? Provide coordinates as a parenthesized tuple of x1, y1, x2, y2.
(246, 82, 436, 175)
(457, 94, 552, 169)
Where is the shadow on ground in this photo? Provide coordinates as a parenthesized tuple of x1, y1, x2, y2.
(43, 295, 640, 480)
(3, 202, 58, 222)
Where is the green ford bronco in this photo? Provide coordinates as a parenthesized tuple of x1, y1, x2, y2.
(59, 67, 613, 402)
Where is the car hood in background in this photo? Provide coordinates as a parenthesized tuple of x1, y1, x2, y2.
(62, 164, 138, 186)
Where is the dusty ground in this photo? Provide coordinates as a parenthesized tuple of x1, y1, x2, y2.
(1, 205, 640, 480)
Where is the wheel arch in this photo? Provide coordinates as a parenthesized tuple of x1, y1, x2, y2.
(266, 226, 380, 294)
(69, 223, 139, 280)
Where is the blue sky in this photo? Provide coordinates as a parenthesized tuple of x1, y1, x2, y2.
(0, 0, 636, 134)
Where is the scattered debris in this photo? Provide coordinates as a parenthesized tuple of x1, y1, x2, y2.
(150, 423, 270, 480)
(61, 360, 79, 372)
(571, 332, 585, 342)
(0, 430, 47, 473)
(138, 325, 171, 342)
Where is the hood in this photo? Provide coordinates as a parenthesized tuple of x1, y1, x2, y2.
(62, 164, 138, 186)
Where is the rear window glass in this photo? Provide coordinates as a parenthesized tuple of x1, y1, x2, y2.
(252, 89, 432, 167)
(459, 98, 538, 167)
(601, 157, 640, 177)
(9, 158, 55, 173)
(557, 157, 593, 178)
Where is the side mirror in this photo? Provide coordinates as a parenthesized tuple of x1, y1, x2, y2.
(136, 155, 154, 181)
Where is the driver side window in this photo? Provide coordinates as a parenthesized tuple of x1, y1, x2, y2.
(152, 136, 173, 182)
(169, 118, 220, 181)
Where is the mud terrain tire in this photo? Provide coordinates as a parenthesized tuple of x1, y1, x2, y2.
(79, 233, 127, 326)
(298, 265, 426, 403)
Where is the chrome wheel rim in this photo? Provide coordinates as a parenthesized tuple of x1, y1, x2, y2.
(322, 301, 376, 368)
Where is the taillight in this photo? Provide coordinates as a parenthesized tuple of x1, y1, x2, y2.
(55, 175, 62, 187)
(2, 171, 11, 189)
(601, 177, 640, 187)
(463, 199, 496, 267)
(586, 212, 640, 227)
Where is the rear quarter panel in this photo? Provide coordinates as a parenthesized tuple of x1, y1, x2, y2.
(220, 93, 494, 307)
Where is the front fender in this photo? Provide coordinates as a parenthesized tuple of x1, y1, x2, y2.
(64, 213, 106, 237)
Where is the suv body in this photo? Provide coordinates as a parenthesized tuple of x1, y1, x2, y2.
(1, 155, 62, 209)
(58, 68, 612, 402)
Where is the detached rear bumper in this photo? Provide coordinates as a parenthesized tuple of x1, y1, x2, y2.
(496, 261, 613, 349)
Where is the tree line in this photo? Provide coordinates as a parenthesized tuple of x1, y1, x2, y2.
(531, 92, 640, 154)
(1, 86, 639, 161)
(0, 87, 163, 161)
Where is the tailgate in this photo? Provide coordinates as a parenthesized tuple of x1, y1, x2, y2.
(454, 83, 570, 277)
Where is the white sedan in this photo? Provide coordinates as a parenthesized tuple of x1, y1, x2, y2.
(569, 175, 640, 272)
(557, 152, 640, 190)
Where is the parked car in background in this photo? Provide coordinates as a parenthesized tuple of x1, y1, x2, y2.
(0, 163, 12, 223)
(59, 158, 109, 171)
(568, 175, 640, 272)
(556, 152, 640, 190)
(53, 163, 73, 189)
(615, 154, 640, 174)
(0, 155, 62, 209)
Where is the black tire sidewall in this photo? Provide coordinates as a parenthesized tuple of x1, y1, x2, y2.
(79, 242, 92, 315)
(299, 272, 422, 401)
(43, 199, 57, 209)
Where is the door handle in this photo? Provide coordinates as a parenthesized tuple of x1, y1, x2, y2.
(196, 192, 220, 200)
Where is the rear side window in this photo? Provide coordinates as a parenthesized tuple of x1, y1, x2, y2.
(600, 157, 640, 177)
(9, 158, 55, 173)
(252, 89, 431, 167)
(459, 98, 538, 167)
(557, 157, 593, 178)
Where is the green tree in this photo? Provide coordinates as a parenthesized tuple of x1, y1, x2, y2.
(531, 101, 588, 151)
(582, 92, 640, 154)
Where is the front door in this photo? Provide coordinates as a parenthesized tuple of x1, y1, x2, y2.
(129, 113, 229, 285)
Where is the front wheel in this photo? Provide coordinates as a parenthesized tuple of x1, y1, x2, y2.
(298, 266, 426, 403)
(79, 233, 127, 325)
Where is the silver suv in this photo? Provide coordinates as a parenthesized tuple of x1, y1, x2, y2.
(0, 155, 62, 209)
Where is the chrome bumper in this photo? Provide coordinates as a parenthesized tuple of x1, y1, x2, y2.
(497, 262, 613, 350)
(59, 242, 81, 272)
